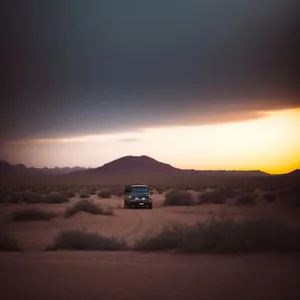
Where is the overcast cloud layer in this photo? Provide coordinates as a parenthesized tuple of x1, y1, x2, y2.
(2, 0, 299, 140)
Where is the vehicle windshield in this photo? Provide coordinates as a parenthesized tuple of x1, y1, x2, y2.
(130, 186, 149, 193)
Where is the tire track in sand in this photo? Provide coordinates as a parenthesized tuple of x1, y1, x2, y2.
(118, 207, 176, 246)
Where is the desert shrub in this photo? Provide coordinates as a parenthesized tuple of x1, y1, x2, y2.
(0, 190, 10, 203)
(79, 192, 90, 198)
(31, 187, 46, 194)
(98, 190, 111, 199)
(11, 208, 57, 221)
(235, 191, 256, 206)
(155, 186, 166, 194)
(134, 218, 300, 253)
(44, 192, 69, 203)
(163, 189, 195, 206)
(65, 200, 113, 217)
(134, 223, 188, 251)
(278, 187, 300, 208)
(198, 186, 235, 205)
(0, 233, 22, 251)
(83, 187, 97, 195)
(175, 185, 190, 191)
(63, 190, 75, 198)
(110, 187, 124, 197)
(192, 187, 201, 192)
(91, 189, 98, 195)
(46, 229, 126, 251)
(262, 191, 278, 203)
(7, 191, 44, 204)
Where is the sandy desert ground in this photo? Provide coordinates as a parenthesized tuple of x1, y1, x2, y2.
(1, 252, 299, 300)
(1, 192, 300, 300)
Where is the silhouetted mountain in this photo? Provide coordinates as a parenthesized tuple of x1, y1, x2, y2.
(97, 155, 178, 173)
(0, 160, 88, 175)
(34, 166, 89, 175)
(0, 160, 41, 184)
(0, 160, 34, 174)
(283, 169, 300, 177)
(63, 155, 269, 185)
(0, 156, 273, 186)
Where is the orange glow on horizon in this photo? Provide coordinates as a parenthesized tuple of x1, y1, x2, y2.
(1, 107, 299, 174)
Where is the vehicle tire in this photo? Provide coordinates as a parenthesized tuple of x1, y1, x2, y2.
(128, 203, 132, 209)
(124, 201, 127, 208)
(148, 204, 153, 209)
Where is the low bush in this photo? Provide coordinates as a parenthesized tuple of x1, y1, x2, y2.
(234, 191, 256, 206)
(278, 187, 300, 208)
(0, 233, 22, 251)
(44, 192, 69, 203)
(79, 192, 90, 198)
(262, 191, 278, 203)
(134, 218, 300, 253)
(110, 187, 124, 197)
(198, 186, 235, 205)
(46, 229, 126, 251)
(163, 189, 195, 206)
(65, 200, 113, 217)
(11, 208, 57, 221)
(98, 190, 111, 199)
(63, 190, 76, 198)
(8, 191, 44, 204)
(155, 186, 166, 194)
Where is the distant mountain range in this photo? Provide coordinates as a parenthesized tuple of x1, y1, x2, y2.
(0, 156, 298, 186)
(0, 160, 89, 175)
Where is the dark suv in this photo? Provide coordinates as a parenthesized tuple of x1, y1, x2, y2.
(124, 184, 153, 209)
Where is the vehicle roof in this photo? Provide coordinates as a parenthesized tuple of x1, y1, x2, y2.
(131, 184, 148, 187)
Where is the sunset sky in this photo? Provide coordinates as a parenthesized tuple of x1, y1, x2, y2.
(2, 1, 299, 174)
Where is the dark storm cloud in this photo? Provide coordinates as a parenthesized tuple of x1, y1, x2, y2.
(2, 0, 299, 140)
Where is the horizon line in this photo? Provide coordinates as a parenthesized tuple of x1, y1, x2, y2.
(2, 156, 298, 175)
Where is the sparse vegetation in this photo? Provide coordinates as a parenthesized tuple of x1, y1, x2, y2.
(154, 185, 166, 194)
(198, 186, 235, 204)
(65, 199, 113, 217)
(0, 189, 10, 203)
(79, 192, 90, 198)
(44, 191, 69, 203)
(46, 229, 126, 251)
(163, 189, 195, 206)
(98, 190, 111, 199)
(11, 208, 57, 221)
(278, 187, 300, 208)
(262, 191, 277, 202)
(134, 223, 187, 251)
(0, 232, 22, 251)
(0, 190, 69, 204)
(63, 190, 75, 198)
(8, 191, 44, 204)
(134, 218, 300, 253)
(87, 188, 97, 195)
(110, 186, 124, 197)
(234, 191, 256, 206)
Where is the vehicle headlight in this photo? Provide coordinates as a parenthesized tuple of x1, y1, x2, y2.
(129, 196, 132, 199)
